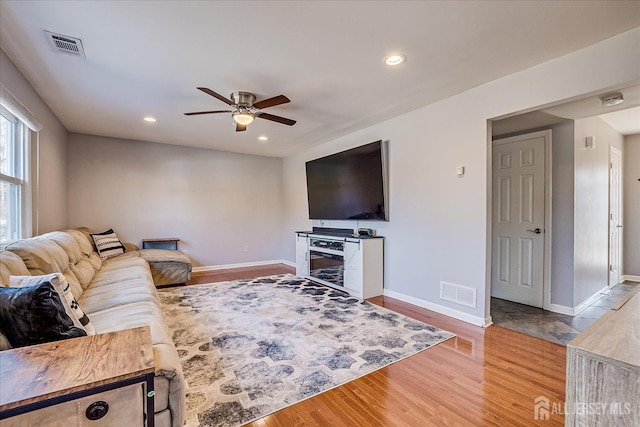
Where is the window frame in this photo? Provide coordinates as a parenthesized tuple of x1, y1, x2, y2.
(0, 105, 30, 242)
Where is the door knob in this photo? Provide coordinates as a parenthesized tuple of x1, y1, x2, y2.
(527, 228, 542, 234)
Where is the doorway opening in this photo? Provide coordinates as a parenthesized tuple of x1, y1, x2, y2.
(486, 84, 639, 343)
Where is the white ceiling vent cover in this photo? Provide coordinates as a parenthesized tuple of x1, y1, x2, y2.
(440, 281, 477, 308)
(45, 30, 86, 58)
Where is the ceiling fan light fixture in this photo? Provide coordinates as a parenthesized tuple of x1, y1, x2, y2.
(232, 111, 255, 125)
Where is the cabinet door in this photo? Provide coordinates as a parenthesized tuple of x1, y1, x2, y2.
(343, 241, 362, 293)
(295, 235, 309, 277)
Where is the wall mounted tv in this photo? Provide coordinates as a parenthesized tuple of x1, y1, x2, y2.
(306, 140, 388, 221)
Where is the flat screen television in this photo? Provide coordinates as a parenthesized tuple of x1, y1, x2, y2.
(305, 140, 388, 221)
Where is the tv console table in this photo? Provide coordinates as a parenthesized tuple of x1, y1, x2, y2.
(295, 231, 384, 299)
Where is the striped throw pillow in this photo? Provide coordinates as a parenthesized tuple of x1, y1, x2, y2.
(90, 228, 125, 260)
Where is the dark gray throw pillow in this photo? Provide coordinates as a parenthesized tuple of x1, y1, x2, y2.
(0, 282, 88, 348)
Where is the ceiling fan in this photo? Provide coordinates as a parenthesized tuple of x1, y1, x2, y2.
(184, 87, 296, 132)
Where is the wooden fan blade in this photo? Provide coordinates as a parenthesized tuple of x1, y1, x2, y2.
(184, 110, 232, 116)
(197, 87, 234, 105)
(235, 122, 247, 132)
(257, 112, 296, 126)
(253, 95, 290, 110)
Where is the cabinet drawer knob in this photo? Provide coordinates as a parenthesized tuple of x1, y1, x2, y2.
(86, 401, 109, 420)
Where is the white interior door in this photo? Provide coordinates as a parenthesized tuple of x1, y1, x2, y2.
(609, 146, 622, 287)
(491, 131, 547, 307)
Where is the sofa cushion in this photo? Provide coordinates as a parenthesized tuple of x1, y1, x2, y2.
(63, 268, 84, 301)
(90, 229, 126, 260)
(10, 273, 96, 335)
(88, 301, 174, 347)
(87, 252, 103, 271)
(0, 250, 30, 286)
(97, 255, 150, 281)
(79, 278, 159, 313)
(69, 259, 96, 289)
(64, 229, 96, 257)
(138, 249, 189, 263)
(41, 231, 83, 264)
(138, 249, 192, 286)
(5, 238, 70, 277)
(0, 282, 87, 347)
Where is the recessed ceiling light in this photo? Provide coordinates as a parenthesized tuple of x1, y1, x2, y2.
(258, 136, 268, 142)
(384, 54, 406, 66)
(144, 117, 157, 122)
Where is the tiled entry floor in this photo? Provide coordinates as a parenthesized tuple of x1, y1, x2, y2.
(491, 281, 639, 345)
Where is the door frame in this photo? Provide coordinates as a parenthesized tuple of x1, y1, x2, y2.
(489, 129, 553, 310)
(608, 145, 623, 288)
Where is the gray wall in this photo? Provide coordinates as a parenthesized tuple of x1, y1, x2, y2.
(549, 121, 576, 307)
(573, 116, 624, 305)
(281, 29, 640, 325)
(624, 133, 640, 277)
(67, 134, 284, 267)
(0, 49, 69, 234)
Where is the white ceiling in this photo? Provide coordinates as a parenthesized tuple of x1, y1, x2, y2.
(493, 84, 640, 137)
(599, 106, 640, 135)
(1, 1, 639, 157)
(541, 84, 640, 135)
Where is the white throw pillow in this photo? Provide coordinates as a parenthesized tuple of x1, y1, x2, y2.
(9, 273, 96, 335)
(90, 228, 125, 260)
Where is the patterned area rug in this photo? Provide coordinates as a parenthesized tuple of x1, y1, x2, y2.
(158, 274, 455, 427)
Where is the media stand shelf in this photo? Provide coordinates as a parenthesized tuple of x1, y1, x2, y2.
(295, 231, 384, 299)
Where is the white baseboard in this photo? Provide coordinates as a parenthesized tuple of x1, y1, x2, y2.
(192, 259, 295, 273)
(621, 274, 640, 283)
(383, 289, 489, 327)
(573, 285, 608, 315)
(546, 285, 608, 316)
(281, 259, 296, 268)
(546, 303, 574, 316)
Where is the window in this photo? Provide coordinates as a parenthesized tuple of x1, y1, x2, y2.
(0, 106, 28, 242)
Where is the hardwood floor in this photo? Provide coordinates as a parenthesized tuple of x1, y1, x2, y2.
(188, 265, 566, 426)
(186, 263, 295, 285)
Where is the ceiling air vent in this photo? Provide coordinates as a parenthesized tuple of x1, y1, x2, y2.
(45, 30, 86, 58)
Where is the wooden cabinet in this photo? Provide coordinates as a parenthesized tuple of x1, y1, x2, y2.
(295, 232, 383, 299)
(565, 287, 640, 426)
(0, 327, 155, 427)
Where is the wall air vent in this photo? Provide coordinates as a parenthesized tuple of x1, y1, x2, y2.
(440, 281, 477, 308)
(44, 30, 86, 58)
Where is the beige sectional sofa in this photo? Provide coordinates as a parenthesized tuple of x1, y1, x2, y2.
(0, 228, 186, 427)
